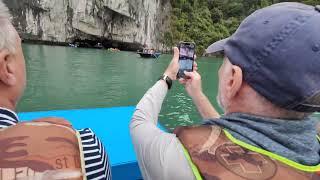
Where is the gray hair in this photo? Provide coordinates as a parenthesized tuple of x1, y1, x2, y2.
(0, 0, 16, 53)
(254, 88, 310, 119)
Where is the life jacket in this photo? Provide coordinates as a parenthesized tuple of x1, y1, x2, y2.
(174, 125, 320, 180)
(0, 118, 86, 180)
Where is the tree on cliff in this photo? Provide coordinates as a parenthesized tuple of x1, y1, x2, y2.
(165, 0, 320, 54)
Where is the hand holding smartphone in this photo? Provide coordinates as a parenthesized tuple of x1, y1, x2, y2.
(177, 42, 196, 79)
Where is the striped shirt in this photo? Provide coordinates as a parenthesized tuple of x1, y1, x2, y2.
(0, 108, 112, 180)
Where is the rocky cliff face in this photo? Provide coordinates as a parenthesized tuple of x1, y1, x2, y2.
(4, 0, 171, 50)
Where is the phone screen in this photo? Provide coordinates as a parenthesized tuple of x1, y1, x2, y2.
(178, 42, 195, 78)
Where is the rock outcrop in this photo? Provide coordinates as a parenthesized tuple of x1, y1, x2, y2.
(4, 0, 171, 50)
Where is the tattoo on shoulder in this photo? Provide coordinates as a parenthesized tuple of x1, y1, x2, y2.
(215, 143, 277, 180)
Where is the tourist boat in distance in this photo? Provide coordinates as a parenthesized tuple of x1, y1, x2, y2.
(137, 48, 161, 58)
(107, 48, 121, 52)
(68, 43, 79, 48)
(94, 43, 104, 49)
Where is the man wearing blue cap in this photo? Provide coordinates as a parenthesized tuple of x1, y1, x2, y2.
(131, 2, 320, 180)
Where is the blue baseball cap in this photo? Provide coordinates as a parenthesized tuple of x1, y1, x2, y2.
(206, 2, 320, 112)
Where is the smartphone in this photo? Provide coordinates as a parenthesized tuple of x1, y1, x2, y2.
(177, 42, 196, 79)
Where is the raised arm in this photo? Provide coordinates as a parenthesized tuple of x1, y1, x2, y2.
(130, 48, 195, 180)
(179, 70, 220, 120)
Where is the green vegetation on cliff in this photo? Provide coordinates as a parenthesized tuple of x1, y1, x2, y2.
(164, 0, 320, 54)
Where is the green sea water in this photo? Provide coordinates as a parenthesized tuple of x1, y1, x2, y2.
(18, 43, 222, 131)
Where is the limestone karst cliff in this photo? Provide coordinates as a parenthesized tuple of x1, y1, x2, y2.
(4, 0, 171, 50)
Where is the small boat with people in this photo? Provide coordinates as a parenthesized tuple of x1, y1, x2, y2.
(94, 42, 104, 49)
(137, 48, 161, 58)
(107, 48, 121, 52)
(68, 42, 79, 48)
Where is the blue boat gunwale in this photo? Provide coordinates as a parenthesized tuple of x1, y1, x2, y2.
(17, 106, 166, 179)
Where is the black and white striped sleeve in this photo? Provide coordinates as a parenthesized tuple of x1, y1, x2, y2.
(78, 128, 112, 180)
(0, 108, 18, 129)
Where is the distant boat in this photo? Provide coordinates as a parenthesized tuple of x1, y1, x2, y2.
(137, 49, 161, 58)
(94, 43, 104, 49)
(107, 48, 120, 52)
(69, 43, 79, 48)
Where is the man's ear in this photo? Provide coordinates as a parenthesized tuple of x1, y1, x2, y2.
(226, 65, 243, 99)
(0, 49, 16, 86)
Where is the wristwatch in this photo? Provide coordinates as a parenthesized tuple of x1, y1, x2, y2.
(159, 74, 173, 90)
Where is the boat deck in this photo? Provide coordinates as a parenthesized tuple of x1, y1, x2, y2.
(18, 106, 165, 180)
